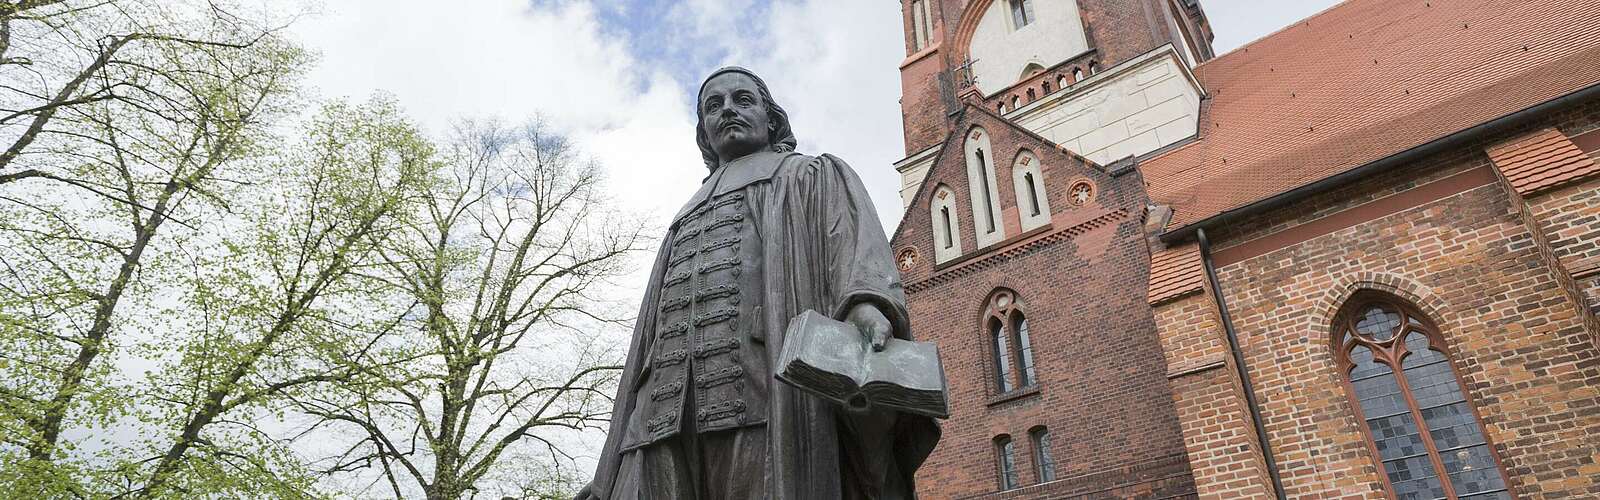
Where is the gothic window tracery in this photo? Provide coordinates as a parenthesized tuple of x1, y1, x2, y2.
(1335, 294, 1512, 500)
(986, 290, 1038, 393)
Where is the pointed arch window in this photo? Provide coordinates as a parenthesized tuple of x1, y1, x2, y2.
(986, 289, 1038, 393)
(1336, 294, 1512, 500)
(930, 185, 963, 263)
(995, 435, 1019, 490)
(975, 149, 995, 232)
(1012, 151, 1051, 231)
(965, 128, 1005, 247)
(1030, 426, 1055, 483)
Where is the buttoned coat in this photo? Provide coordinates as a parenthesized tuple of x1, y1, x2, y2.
(586, 150, 939, 499)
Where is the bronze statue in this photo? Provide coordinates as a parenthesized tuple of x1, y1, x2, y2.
(576, 67, 940, 499)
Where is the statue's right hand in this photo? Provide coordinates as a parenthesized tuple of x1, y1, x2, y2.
(573, 483, 596, 500)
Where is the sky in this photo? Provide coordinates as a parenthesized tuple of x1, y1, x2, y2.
(292, 0, 1341, 235)
(286, 0, 1342, 481)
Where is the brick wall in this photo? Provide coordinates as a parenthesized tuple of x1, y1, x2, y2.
(895, 109, 1195, 499)
(1151, 293, 1276, 498)
(1173, 101, 1600, 498)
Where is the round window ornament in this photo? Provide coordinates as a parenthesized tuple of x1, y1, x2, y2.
(1068, 181, 1095, 206)
(897, 247, 919, 271)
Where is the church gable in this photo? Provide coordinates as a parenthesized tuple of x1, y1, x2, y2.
(891, 104, 1144, 281)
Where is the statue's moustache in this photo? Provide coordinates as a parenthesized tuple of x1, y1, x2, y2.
(718, 118, 748, 132)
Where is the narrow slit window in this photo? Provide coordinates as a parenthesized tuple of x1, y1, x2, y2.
(940, 207, 953, 249)
(1024, 173, 1040, 216)
(976, 148, 996, 233)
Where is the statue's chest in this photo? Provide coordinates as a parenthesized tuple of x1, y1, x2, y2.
(646, 189, 768, 433)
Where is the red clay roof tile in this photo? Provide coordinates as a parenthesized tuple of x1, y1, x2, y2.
(1140, 0, 1600, 232)
(1487, 128, 1600, 196)
(1148, 243, 1204, 305)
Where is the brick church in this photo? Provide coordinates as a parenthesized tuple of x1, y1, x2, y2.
(887, 0, 1600, 498)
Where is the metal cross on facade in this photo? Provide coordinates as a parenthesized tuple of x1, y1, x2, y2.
(954, 57, 979, 90)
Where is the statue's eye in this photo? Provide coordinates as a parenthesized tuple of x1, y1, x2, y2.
(737, 94, 755, 106)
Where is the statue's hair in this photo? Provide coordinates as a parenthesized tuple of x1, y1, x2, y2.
(696, 66, 797, 171)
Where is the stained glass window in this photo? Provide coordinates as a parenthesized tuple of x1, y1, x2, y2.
(1337, 296, 1511, 499)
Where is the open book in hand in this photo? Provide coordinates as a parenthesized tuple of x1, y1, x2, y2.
(776, 310, 949, 419)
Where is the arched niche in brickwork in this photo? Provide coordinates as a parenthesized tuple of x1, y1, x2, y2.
(930, 184, 965, 264)
(965, 126, 1006, 247)
(1011, 149, 1050, 231)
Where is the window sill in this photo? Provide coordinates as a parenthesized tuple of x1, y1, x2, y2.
(987, 385, 1040, 407)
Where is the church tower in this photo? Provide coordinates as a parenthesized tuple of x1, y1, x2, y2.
(895, 0, 1213, 207)
(889, 1, 1216, 498)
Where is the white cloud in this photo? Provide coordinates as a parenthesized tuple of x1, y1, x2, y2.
(293, 0, 707, 217)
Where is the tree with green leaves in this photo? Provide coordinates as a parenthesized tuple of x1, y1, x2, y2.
(0, 0, 307, 495)
(119, 97, 435, 499)
(291, 119, 645, 500)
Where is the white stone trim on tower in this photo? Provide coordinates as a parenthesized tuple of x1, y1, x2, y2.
(895, 144, 943, 209)
(1007, 45, 1203, 165)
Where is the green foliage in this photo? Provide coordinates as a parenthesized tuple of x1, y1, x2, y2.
(1, 3, 632, 498)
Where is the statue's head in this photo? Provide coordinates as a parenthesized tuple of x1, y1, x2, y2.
(696, 67, 796, 170)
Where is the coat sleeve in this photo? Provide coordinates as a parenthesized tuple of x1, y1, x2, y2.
(810, 154, 915, 340)
(578, 237, 673, 500)
(804, 154, 941, 498)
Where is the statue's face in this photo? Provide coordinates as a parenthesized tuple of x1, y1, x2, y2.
(699, 72, 772, 164)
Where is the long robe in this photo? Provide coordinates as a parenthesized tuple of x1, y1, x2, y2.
(583, 151, 939, 499)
